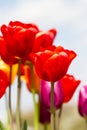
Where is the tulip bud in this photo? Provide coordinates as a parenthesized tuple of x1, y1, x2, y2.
(39, 102, 51, 124)
(78, 85, 87, 117)
(39, 80, 64, 124)
(40, 80, 63, 110)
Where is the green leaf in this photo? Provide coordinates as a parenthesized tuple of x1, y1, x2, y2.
(0, 121, 6, 130)
(23, 120, 27, 130)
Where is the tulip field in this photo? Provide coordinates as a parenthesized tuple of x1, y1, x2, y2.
(0, 20, 85, 130)
(23, 105, 85, 130)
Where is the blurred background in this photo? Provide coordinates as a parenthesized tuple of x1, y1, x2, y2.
(0, 0, 87, 129)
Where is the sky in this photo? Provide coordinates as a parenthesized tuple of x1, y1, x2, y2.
(0, 0, 87, 121)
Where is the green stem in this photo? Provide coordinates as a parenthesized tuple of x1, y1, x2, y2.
(32, 90, 38, 130)
(29, 63, 39, 130)
(44, 123, 48, 130)
(51, 82, 56, 130)
(85, 117, 87, 130)
(57, 105, 62, 130)
(5, 94, 10, 125)
(8, 65, 13, 120)
(5, 69, 13, 130)
(16, 59, 21, 130)
(5, 94, 8, 113)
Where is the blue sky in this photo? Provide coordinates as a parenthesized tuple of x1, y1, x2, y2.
(0, 0, 87, 120)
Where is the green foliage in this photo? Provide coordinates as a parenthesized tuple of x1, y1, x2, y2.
(23, 120, 27, 130)
(0, 121, 6, 130)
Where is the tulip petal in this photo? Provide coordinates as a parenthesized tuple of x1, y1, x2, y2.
(78, 86, 87, 117)
(40, 80, 63, 109)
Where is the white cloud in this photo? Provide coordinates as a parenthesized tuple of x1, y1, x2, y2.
(0, 0, 87, 29)
(14, 0, 86, 22)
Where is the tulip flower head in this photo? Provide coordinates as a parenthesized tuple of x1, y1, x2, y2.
(40, 80, 64, 110)
(33, 28, 57, 52)
(1, 21, 39, 59)
(31, 46, 76, 82)
(25, 66, 40, 93)
(78, 85, 87, 117)
(39, 80, 63, 124)
(60, 74, 81, 102)
(0, 36, 18, 65)
(39, 101, 51, 124)
(0, 70, 9, 98)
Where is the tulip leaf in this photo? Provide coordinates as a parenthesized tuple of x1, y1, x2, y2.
(23, 120, 27, 130)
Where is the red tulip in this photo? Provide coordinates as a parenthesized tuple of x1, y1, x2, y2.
(9, 21, 39, 31)
(30, 46, 76, 82)
(60, 74, 81, 102)
(0, 36, 18, 65)
(1, 21, 39, 59)
(33, 29, 57, 52)
(0, 70, 9, 98)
